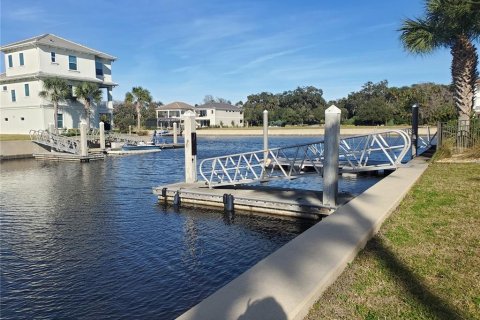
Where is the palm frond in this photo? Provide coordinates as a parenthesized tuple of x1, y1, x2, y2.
(399, 18, 438, 53)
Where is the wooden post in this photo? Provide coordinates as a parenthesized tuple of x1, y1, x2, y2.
(183, 111, 197, 183)
(80, 122, 88, 156)
(263, 110, 269, 165)
(99, 121, 106, 150)
(173, 122, 178, 144)
(323, 105, 341, 207)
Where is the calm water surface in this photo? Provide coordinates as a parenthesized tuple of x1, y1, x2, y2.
(0, 136, 381, 319)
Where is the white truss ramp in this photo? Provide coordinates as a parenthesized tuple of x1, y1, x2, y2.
(199, 130, 412, 188)
(30, 130, 80, 154)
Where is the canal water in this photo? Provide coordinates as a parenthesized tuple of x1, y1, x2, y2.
(0, 136, 381, 319)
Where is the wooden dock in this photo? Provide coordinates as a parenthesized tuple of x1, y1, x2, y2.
(153, 183, 354, 219)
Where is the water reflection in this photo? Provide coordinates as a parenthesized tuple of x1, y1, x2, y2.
(0, 136, 381, 319)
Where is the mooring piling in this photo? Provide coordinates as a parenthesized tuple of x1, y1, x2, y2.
(173, 122, 178, 144)
(80, 122, 88, 157)
(183, 111, 197, 183)
(323, 105, 341, 207)
(99, 121, 106, 151)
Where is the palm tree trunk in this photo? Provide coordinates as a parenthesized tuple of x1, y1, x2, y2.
(136, 102, 141, 131)
(53, 102, 58, 130)
(451, 36, 478, 122)
(85, 102, 91, 129)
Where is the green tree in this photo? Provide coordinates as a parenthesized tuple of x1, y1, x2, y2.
(74, 82, 102, 128)
(113, 102, 136, 132)
(38, 77, 70, 129)
(399, 0, 480, 121)
(125, 87, 153, 131)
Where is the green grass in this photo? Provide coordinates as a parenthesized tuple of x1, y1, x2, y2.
(0, 134, 31, 141)
(307, 163, 480, 320)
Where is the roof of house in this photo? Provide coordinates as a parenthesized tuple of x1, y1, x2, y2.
(156, 101, 195, 111)
(0, 34, 116, 60)
(197, 102, 242, 111)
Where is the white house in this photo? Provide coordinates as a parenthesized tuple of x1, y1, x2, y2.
(156, 101, 195, 128)
(156, 101, 244, 128)
(196, 102, 244, 127)
(0, 34, 117, 134)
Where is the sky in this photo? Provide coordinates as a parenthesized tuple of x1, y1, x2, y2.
(0, 0, 453, 105)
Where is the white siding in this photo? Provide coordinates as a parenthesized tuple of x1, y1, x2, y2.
(0, 106, 44, 134)
(212, 109, 243, 127)
(4, 47, 40, 77)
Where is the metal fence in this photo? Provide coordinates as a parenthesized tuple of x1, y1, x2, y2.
(438, 119, 480, 152)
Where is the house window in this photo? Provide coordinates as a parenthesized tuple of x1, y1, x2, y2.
(57, 114, 63, 129)
(4, 118, 8, 121)
(211, 110, 214, 114)
(69, 55, 77, 70)
(95, 60, 103, 76)
(8, 55, 13, 67)
(11, 90, 16, 102)
(51, 52, 56, 63)
(21, 117, 25, 121)
(19, 53, 24, 66)
(2, 86, 6, 91)
(24, 84, 30, 97)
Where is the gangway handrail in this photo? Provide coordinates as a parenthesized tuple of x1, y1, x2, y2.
(29, 129, 80, 154)
(200, 129, 411, 188)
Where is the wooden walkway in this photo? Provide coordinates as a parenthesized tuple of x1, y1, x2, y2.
(153, 182, 354, 219)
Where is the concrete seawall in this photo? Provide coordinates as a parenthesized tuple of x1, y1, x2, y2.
(0, 141, 48, 160)
(178, 156, 430, 320)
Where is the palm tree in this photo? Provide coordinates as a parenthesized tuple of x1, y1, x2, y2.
(38, 77, 70, 130)
(74, 82, 102, 128)
(399, 0, 480, 121)
(125, 87, 152, 131)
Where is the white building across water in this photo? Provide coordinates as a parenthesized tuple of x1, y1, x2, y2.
(0, 34, 117, 134)
(156, 101, 244, 128)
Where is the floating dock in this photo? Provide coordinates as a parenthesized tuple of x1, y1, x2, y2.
(153, 182, 354, 219)
(33, 152, 105, 162)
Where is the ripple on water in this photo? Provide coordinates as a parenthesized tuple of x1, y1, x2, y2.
(0, 136, 382, 319)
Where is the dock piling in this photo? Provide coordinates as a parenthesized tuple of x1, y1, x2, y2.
(80, 122, 88, 157)
(323, 105, 341, 207)
(263, 110, 269, 173)
(99, 121, 106, 151)
(411, 104, 419, 158)
(183, 111, 197, 183)
(173, 122, 178, 144)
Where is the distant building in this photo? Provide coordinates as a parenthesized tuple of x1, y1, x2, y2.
(196, 102, 243, 127)
(0, 34, 117, 134)
(156, 101, 195, 128)
(156, 101, 244, 128)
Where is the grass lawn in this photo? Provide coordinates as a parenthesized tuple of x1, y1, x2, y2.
(0, 134, 31, 141)
(307, 162, 480, 320)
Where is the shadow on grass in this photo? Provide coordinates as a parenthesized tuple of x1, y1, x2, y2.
(369, 237, 465, 320)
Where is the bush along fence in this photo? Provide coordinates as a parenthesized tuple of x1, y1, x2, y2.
(437, 119, 480, 153)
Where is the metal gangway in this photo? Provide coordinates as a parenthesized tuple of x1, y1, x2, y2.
(29, 129, 80, 154)
(199, 130, 412, 188)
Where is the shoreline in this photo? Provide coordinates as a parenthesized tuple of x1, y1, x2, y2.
(195, 126, 436, 136)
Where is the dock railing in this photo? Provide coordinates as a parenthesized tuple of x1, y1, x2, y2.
(199, 130, 411, 188)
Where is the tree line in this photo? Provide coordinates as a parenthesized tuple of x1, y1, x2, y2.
(242, 81, 456, 127)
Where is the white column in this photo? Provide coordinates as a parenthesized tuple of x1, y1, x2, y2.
(173, 122, 178, 144)
(99, 121, 106, 150)
(323, 105, 341, 207)
(183, 111, 197, 183)
(80, 122, 88, 157)
(263, 110, 269, 164)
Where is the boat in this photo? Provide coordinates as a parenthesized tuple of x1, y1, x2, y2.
(122, 142, 161, 151)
